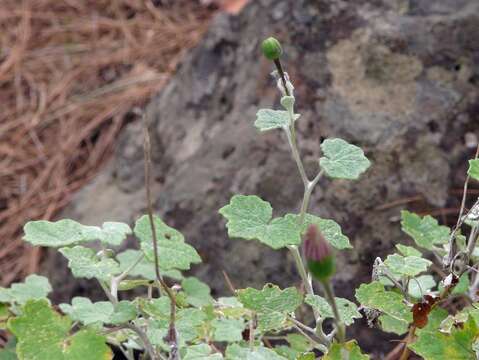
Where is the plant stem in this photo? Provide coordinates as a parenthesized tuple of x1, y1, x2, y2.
(399, 326, 416, 360)
(126, 323, 164, 360)
(111, 252, 145, 301)
(321, 280, 345, 343)
(446, 144, 479, 269)
(281, 78, 331, 347)
(273, 59, 290, 96)
(143, 119, 179, 360)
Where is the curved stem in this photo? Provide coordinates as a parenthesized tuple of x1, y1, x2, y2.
(322, 280, 345, 343)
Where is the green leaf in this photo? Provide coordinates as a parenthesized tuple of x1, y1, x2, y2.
(226, 344, 287, 360)
(286, 334, 312, 352)
(59, 297, 114, 325)
(182, 277, 213, 308)
(97, 222, 132, 246)
(117, 249, 183, 281)
(184, 344, 223, 359)
(219, 195, 301, 249)
(238, 284, 302, 314)
(109, 301, 137, 324)
(468, 159, 479, 181)
(211, 318, 245, 342)
(300, 214, 352, 249)
(379, 314, 409, 335)
(0, 275, 51, 305)
(255, 109, 295, 131)
(384, 254, 432, 277)
(408, 275, 436, 299)
(319, 138, 371, 180)
(400, 211, 450, 250)
(134, 215, 201, 271)
(59, 246, 120, 280)
(323, 340, 369, 360)
(238, 284, 302, 332)
(23, 220, 131, 247)
(410, 316, 479, 359)
(355, 281, 412, 323)
(396, 244, 422, 257)
(305, 294, 361, 326)
(438, 272, 470, 295)
(8, 300, 111, 360)
(23, 220, 101, 247)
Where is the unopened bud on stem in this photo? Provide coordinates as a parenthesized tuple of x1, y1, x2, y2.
(261, 37, 283, 60)
(303, 224, 335, 282)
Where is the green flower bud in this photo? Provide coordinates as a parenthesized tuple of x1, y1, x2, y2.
(261, 37, 283, 60)
(303, 224, 336, 282)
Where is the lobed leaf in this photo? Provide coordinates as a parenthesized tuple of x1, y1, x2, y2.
(255, 109, 298, 132)
(59, 297, 114, 326)
(23, 220, 131, 247)
(59, 246, 120, 280)
(319, 138, 371, 180)
(0, 275, 51, 305)
(237, 284, 302, 314)
(400, 211, 450, 250)
(355, 281, 412, 323)
(134, 215, 201, 271)
(8, 299, 111, 360)
(383, 254, 432, 277)
(219, 195, 302, 249)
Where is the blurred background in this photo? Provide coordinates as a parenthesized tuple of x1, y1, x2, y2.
(0, 0, 248, 285)
(1, 0, 478, 356)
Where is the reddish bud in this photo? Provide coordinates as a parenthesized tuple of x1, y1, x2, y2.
(303, 224, 335, 281)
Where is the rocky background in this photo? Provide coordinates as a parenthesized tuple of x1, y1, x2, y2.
(43, 0, 479, 355)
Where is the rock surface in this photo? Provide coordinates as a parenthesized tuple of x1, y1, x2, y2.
(45, 0, 479, 355)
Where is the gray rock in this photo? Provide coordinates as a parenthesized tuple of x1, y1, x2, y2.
(45, 0, 479, 355)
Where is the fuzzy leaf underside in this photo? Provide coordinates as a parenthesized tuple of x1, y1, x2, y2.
(0, 275, 51, 305)
(23, 220, 131, 247)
